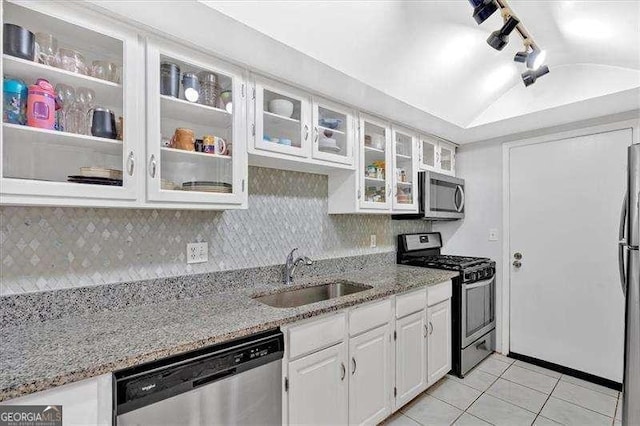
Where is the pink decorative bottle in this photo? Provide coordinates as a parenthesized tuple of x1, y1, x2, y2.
(26, 79, 59, 129)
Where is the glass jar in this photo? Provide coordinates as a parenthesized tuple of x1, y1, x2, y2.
(182, 72, 200, 103)
(197, 71, 218, 107)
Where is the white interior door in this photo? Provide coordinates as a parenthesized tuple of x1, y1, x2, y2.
(508, 128, 631, 382)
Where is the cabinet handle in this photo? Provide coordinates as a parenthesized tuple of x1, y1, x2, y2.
(424, 324, 428, 337)
(126, 151, 134, 176)
(148, 154, 157, 178)
(340, 362, 346, 381)
(314, 126, 319, 143)
(429, 321, 433, 335)
(304, 124, 309, 141)
(351, 357, 357, 375)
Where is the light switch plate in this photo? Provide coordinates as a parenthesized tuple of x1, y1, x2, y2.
(370, 234, 377, 248)
(489, 229, 498, 241)
(187, 242, 208, 264)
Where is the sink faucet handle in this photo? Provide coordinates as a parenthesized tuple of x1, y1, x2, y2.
(302, 256, 313, 265)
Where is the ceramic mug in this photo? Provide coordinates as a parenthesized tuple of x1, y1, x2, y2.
(203, 135, 227, 155)
(171, 128, 195, 151)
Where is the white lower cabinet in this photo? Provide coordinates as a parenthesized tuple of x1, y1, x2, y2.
(288, 342, 349, 425)
(394, 310, 427, 409)
(348, 325, 393, 425)
(283, 281, 452, 425)
(0, 374, 112, 426)
(427, 299, 452, 385)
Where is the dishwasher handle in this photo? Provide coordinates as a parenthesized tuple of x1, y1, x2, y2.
(193, 368, 236, 389)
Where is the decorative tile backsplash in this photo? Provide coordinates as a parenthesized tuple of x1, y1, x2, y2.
(0, 166, 430, 295)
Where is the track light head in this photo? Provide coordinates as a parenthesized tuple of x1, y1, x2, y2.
(468, 0, 499, 24)
(522, 65, 550, 86)
(514, 47, 546, 69)
(487, 16, 520, 50)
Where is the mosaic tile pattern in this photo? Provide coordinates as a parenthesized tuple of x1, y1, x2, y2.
(1, 167, 430, 295)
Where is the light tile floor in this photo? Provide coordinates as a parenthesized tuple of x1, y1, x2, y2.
(383, 353, 622, 426)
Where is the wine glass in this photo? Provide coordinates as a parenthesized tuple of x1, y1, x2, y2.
(35, 33, 58, 66)
(75, 87, 95, 135)
(54, 84, 74, 132)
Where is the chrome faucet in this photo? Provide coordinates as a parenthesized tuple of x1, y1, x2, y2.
(284, 248, 313, 285)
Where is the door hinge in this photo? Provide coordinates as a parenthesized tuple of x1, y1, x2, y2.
(394, 387, 397, 397)
(251, 123, 255, 137)
(242, 179, 245, 192)
(252, 87, 256, 100)
(284, 377, 289, 392)
(241, 83, 245, 98)
(393, 330, 397, 341)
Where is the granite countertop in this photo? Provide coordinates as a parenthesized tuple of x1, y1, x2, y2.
(0, 265, 457, 401)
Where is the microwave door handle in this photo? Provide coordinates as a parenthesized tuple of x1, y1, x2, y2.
(454, 185, 465, 213)
(619, 192, 628, 296)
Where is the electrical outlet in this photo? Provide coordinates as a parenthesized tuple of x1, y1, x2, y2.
(488, 229, 498, 242)
(187, 242, 208, 264)
(370, 234, 377, 248)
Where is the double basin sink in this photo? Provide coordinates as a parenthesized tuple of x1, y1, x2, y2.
(253, 280, 372, 308)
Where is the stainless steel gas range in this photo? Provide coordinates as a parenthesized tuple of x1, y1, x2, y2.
(398, 232, 496, 377)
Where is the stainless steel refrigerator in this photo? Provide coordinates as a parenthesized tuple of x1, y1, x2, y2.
(620, 144, 640, 425)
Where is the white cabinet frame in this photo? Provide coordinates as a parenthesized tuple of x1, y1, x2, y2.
(311, 97, 355, 166)
(391, 125, 419, 212)
(251, 76, 312, 159)
(0, 0, 142, 205)
(145, 38, 247, 207)
(359, 113, 392, 211)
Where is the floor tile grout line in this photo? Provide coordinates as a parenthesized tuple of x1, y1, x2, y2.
(512, 361, 563, 380)
(497, 375, 557, 396)
(547, 393, 617, 421)
(558, 375, 621, 398)
(458, 370, 500, 426)
(537, 376, 561, 417)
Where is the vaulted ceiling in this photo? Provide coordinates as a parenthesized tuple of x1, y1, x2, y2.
(205, 0, 640, 131)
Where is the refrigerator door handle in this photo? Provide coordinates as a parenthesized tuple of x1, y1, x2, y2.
(619, 193, 628, 296)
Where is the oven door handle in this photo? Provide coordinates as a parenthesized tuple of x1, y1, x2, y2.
(463, 277, 494, 290)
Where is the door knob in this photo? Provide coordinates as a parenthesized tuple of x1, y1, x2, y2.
(513, 260, 522, 268)
(514, 252, 523, 260)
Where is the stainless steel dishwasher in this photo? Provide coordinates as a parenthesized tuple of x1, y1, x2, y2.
(114, 329, 284, 425)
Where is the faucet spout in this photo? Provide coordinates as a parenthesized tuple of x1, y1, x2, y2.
(284, 249, 313, 285)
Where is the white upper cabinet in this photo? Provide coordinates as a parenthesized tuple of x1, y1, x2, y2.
(359, 114, 392, 210)
(418, 135, 456, 176)
(252, 76, 311, 159)
(391, 125, 418, 211)
(144, 38, 247, 208)
(247, 74, 356, 172)
(1, 0, 143, 207)
(311, 97, 355, 166)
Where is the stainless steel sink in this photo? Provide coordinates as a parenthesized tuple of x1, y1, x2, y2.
(253, 280, 373, 308)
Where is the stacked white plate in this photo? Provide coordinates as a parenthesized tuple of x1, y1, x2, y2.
(319, 137, 341, 153)
(182, 181, 232, 193)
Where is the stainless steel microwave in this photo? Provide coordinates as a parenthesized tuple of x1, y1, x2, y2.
(392, 171, 465, 220)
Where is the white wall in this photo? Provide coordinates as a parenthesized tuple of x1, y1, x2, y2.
(433, 142, 504, 350)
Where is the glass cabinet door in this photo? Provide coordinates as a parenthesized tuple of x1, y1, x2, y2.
(419, 136, 438, 171)
(360, 115, 391, 210)
(1, 1, 139, 203)
(145, 40, 245, 206)
(311, 98, 354, 166)
(392, 126, 418, 212)
(439, 142, 455, 175)
(253, 77, 310, 158)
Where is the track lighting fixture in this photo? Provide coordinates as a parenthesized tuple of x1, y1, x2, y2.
(522, 65, 550, 87)
(487, 15, 520, 51)
(514, 46, 546, 70)
(468, 0, 499, 25)
(469, 0, 550, 86)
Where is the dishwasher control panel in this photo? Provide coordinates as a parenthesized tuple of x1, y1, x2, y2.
(114, 329, 284, 416)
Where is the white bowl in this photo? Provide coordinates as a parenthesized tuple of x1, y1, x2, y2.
(268, 99, 294, 118)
